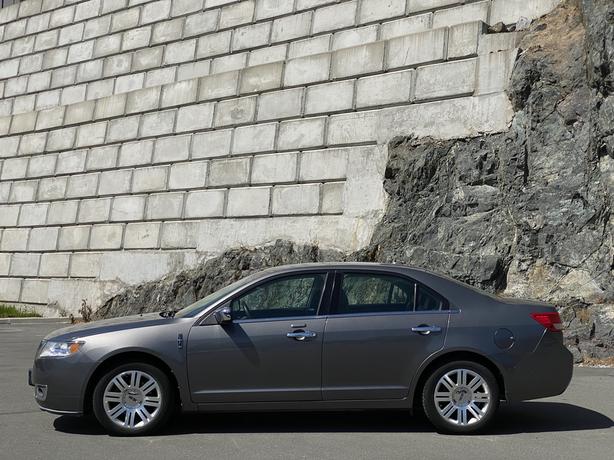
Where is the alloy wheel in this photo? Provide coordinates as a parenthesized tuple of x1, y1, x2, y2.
(433, 368, 491, 426)
(102, 370, 162, 429)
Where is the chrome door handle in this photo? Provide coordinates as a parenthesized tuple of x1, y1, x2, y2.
(287, 331, 317, 341)
(411, 325, 442, 335)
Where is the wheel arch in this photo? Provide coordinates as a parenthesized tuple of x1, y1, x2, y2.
(409, 349, 507, 411)
(82, 350, 182, 415)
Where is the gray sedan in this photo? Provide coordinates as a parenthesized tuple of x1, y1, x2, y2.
(29, 263, 573, 435)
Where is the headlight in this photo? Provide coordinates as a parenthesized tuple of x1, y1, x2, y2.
(38, 341, 84, 358)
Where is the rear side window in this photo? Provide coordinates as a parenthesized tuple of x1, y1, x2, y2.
(334, 274, 415, 314)
(332, 272, 448, 315)
(416, 284, 447, 311)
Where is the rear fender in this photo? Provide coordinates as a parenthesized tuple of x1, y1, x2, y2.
(408, 348, 508, 408)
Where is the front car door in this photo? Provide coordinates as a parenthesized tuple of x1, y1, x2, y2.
(187, 271, 330, 404)
(322, 269, 450, 400)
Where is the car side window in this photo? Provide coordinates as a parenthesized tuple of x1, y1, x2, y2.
(416, 284, 447, 311)
(334, 273, 415, 315)
(231, 273, 326, 320)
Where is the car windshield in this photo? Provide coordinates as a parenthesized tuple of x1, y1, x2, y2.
(174, 272, 263, 318)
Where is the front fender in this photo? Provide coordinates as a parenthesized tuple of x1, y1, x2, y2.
(77, 322, 196, 413)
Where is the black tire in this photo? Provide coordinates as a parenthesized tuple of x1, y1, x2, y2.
(422, 360, 500, 434)
(92, 362, 174, 436)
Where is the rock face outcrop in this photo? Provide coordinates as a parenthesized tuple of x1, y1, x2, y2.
(95, 241, 346, 319)
(97, 0, 613, 361)
(364, 0, 614, 360)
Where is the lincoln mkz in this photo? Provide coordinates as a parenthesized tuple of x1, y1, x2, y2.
(29, 263, 573, 435)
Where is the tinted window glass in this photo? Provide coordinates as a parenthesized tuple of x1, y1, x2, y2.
(416, 285, 446, 311)
(334, 274, 415, 314)
(231, 273, 326, 320)
(174, 272, 263, 318)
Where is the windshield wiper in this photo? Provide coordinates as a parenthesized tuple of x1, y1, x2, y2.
(159, 309, 179, 318)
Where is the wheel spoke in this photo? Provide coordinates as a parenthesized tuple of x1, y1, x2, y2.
(442, 375, 455, 390)
(468, 402, 484, 419)
(458, 407, 468, 425)
(459, 369, 468, 386)
(129, 371, 137, 387)
(108, 404, 126, 421)
(140, 378, 157, 395)
(434, 391, 451, 403)
(104, 392, 122, 403)
(136, 407, 151, 423)
(469, 376, 483, 392)
(473, 393, 490, 403)
(441, 402, 456, 419)
(112, 376, 128, 392)
(126, 409, 137, 428)
(143, 396, 161, 407)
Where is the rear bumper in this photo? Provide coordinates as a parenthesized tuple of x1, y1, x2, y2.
(505, 332, 573, 402)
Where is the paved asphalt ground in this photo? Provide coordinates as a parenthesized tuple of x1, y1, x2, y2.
(1, 321, 612, 460)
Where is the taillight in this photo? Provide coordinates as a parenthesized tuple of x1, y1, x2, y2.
(530, 312, 563, 332)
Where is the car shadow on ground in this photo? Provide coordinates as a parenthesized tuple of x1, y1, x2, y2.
(53, 401, 613, 436)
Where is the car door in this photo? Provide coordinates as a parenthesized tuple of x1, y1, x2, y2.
(322, 270, 449, 400)
(186, 271, 330, 404)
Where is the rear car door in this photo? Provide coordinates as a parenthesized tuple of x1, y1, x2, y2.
(322, 270, 450, 400)
(187, 271, 330, 403)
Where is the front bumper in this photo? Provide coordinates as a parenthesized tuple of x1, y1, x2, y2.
(505, 332, 574, 402)
(29, 368, 50, 403)
(30, 356, 92, 414)
(29, 368, 80, 414)
(38, 406, 82, 416)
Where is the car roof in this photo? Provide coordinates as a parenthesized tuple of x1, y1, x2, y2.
(258, 262, 437, 277)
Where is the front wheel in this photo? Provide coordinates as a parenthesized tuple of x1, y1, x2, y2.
(422, 361, 500, 434)
(93, 362, 173, 436)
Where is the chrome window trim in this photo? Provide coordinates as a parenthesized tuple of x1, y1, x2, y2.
(223, 309, 461, 324)
(323, 309, 460, 320)
(232, 315, 323, 325)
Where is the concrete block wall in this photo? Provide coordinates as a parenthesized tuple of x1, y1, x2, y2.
(0, 0, 561, 314)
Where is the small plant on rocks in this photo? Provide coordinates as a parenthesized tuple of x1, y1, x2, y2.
(78, 299, 93, 323)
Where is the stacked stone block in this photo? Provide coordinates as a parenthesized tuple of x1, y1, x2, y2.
(0, 0, 560, 313)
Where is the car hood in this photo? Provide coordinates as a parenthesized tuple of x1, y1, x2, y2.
(44, 312, 176, 341)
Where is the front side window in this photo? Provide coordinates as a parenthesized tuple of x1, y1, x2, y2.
(333, 272, 448, 314)
(231, 273, 327, 320)
(175, 272, 264, 318)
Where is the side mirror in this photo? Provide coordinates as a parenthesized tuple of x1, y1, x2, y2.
(214, 306, 232, 325)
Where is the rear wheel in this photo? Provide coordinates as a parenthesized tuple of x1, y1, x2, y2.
(422, 360, 499, 434)
(93, 362, 173, 436)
